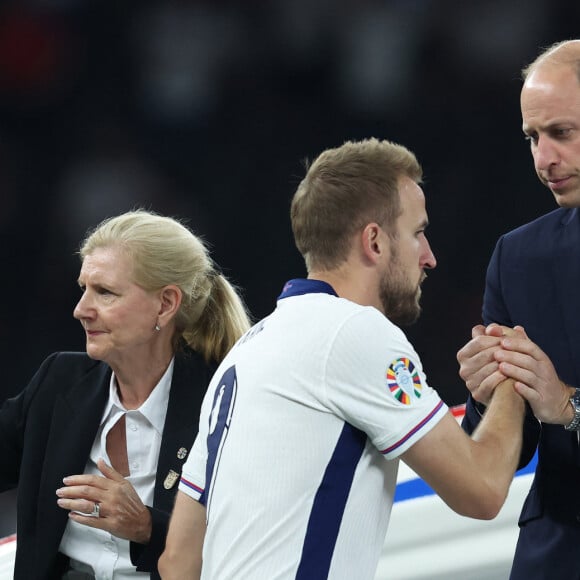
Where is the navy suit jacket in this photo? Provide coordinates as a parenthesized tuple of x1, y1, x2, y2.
(0, 348, 214, 580)
(463, 207, 580, 579)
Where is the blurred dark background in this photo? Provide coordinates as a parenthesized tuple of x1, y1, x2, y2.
(0, 0, 577, 413)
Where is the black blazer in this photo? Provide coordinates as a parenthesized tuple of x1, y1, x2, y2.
(0, 348, 214, 579)
(463, 207, 580, 579)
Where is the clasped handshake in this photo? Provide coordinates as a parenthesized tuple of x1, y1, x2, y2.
(457, 324, 574, 426)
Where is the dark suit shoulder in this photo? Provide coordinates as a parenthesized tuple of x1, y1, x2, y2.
(173, 347, 218, 384)
(26, 352, 108, 396)
(503, 207, 576, 241)
(168, 347, 216, 420)
(491, 208, 578, 265)
(41, 351, 103, 371)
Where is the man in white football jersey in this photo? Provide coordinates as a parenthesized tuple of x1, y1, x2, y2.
(159, 138, 526, 579)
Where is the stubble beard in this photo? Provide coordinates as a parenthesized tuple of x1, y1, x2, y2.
(379, 252, 423, 327)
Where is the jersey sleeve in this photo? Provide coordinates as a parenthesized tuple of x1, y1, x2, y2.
(179, 432, 206, 501)
(323, 308, 448, 459)
(179, 364, 239, 505)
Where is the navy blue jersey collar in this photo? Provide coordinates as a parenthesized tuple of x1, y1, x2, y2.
(278, 278, 338, 300)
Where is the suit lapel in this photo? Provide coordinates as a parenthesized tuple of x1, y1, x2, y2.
(552, 208, 580, 386)
(37, 363, 111, 561)
(154, 350, 213, 511)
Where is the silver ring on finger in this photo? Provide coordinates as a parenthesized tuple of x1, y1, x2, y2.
(72, 501, 101, 518)
(89, 501, 100, 518)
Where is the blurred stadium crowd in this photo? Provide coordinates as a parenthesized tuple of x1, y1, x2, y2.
(0, 0, 577, 407)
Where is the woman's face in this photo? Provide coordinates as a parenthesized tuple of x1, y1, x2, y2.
(73, 246, 161, 367)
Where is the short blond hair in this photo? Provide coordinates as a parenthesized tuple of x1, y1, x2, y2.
(291, 138, 422, 272)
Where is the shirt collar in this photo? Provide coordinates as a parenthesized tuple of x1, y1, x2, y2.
(278, 278, 337, 300)
(102, 358, 175, 436)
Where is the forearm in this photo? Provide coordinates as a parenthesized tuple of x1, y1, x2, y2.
(158, 492, 206, 579)
(159, 548, 203, 580)
(470, 378, 525, 508)
(404, 370, 526, 520)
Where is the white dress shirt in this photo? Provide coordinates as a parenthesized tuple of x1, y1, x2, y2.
(59, 359, 174, 579)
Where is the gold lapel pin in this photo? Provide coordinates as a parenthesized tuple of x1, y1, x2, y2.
(164, 469, 180, 490)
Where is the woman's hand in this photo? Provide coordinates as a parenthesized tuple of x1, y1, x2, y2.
(56, 458, 152, 544)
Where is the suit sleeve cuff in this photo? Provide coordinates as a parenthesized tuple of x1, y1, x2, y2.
(130, 505, 169, 573)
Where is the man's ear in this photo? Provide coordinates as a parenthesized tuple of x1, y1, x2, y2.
(361, 223, 388, 264)
(157, 285, 183, 325)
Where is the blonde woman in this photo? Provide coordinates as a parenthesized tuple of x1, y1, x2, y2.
(0, 209, 250, 579)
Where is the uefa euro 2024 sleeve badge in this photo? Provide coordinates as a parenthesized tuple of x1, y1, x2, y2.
(386, 357, 422, 405)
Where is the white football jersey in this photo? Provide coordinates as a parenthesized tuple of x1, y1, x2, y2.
(180, 279, 447, 579)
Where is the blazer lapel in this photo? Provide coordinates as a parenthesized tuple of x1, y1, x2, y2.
(36, 363, 111, 563)
(552, 208, 580, 386)
(154, 350, 213, 511)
